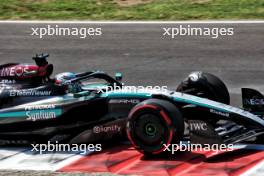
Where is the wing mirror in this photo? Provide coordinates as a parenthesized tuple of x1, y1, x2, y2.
(115, 72, 122, 81)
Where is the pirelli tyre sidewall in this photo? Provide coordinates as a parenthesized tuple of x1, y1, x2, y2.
(126, 99, 184, 155)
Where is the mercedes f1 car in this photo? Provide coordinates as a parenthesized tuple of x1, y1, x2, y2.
(0, 55, 264, 155)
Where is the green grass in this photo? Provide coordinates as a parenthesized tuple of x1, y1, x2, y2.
(0, 0, 264, 20)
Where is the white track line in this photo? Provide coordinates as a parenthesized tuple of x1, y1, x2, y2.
(0, 20, 263, 24)
(0, 144, 262, 171)
(241, 161, 264, 176)
(0, 148, 91, 171)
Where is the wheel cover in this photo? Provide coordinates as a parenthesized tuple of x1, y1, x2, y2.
(127, 107, 174, 154)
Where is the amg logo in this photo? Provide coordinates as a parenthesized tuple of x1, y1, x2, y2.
(243, 99, 264, 105)
(210, 109, 229, 117)
(110, 99, 140, 104)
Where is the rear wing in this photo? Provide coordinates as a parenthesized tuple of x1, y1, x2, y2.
(242, 88, 264, 116)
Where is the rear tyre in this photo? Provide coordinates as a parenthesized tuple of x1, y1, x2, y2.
(177, 72, 230, 105)
(126, 99, 184, 155)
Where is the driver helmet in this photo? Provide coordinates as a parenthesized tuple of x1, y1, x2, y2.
(55, 72, 76, 86)
(55, 72, 82, 93)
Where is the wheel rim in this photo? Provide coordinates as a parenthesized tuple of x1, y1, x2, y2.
(145, 123, 157, 137)
(134, 114, 164, 144)
(128, 110, 173, 154)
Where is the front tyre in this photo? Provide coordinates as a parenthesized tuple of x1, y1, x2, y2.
(126, 99, 184, 155)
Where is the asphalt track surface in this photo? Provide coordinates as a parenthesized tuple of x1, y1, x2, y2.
(0, 22, 263, 105)
(0, 22, 263, 175)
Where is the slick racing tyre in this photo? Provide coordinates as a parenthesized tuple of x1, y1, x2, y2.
(177, 71, 230, 105)
(126, 99, 184, 155)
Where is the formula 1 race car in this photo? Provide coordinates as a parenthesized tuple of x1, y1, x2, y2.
(0, 56, 264, 155)
(0, 69, 126, 145)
